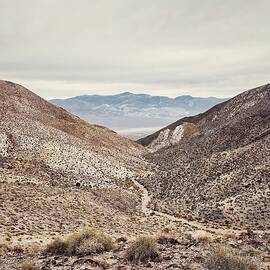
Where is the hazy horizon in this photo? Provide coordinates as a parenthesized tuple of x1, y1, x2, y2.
(49, 90, 231, 101)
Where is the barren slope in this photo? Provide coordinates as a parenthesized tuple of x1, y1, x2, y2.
(0, 80, 149, 188)
(139, 84, 270, 229)
(0, 81, 269, 269)
(0, 80, 151, 245)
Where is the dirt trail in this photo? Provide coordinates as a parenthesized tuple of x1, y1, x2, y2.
(131, 179, 268, 235)
(131, 178, 151, 215)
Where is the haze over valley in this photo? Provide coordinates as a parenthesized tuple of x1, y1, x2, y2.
(50, 92, 227, 139)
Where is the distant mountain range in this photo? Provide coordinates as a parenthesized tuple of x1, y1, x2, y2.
(50, 92, 227, 138)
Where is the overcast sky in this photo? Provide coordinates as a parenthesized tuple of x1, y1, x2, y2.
(0, 0, 269, 99)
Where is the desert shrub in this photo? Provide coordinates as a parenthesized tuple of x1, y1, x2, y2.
(26, 244, 42, 256)
(125, 236, 159, 264)
(45, 237, 68, 255)
(242, 246, 262, 258)
(206, 245, 261, 270)
(7, 244, 24, 253)
(45, 227, 116, 256)
(78, 238, 104, 255)
(0, 242, 8, 255)
(224, 231, 237, 239)
(21, 259, 39, 270)
(0, 242, 24, 255)
(155, 231, 178, 245)
(192, 230, 213, 243)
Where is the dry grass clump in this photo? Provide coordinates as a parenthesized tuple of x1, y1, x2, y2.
(125, 236, 159, 264)
(206, 245, 261, 270)
(26, 244, 42, 256)
(45, 227, 116, 256)
(192, 230, 213, 243)
(21, 259, 39, 270)
(7, 243, 24, 253)
(242, 246, 262, 258)
(45, 237, 69, 255)
(155, 230, 178, 245)
(0, 241, 24, 254)
(224, 231, 237, 239)
(0, 242, 8, 255)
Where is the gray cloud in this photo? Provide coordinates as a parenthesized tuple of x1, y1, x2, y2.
(0, 0, 269, 99)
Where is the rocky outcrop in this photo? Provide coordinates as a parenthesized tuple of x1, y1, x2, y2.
(147, 123, 198, 152)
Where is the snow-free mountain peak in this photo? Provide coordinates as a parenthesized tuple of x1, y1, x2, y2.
(50, 92, 227, 139)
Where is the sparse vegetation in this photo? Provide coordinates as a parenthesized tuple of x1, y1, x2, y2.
(44, 237, 68, 255)
(206, 245, 261, 270)
(155, 229, 178, 245)
(224, 231, 237, 239)
(0, 242, 8, 255)
(125, 236, 159, 264)
(0, 241, 25, 255)
(7, 243, 24, 253)
(192, 230, 213, 243)
(45, 226, 116, 256)
(26, 244, 42, 256)
(21, 259, 39, 270)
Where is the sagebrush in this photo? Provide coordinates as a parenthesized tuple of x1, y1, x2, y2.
(45, 227, 116, 256)
(206, 245, 260, 270)
(125, 236, 159, 264)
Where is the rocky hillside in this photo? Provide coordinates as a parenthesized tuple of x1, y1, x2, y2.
(0, 80, 148, 188)
(137, 101, 228, 151)
(0, 80, 159, 260)
(1, 81, 269, 269)
(139, 84, 270, 229)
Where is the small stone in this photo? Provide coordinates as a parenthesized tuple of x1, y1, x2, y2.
(152, 255, 163, 262)
(163, 255, 172, 260)
(117, 237, 128, 243)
